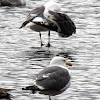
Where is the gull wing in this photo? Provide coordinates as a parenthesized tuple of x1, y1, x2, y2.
(49, 11, 76, 37)
(36, 66, 70, 90)
(20, 5, 45, 28)
(34, 11, 76, 37)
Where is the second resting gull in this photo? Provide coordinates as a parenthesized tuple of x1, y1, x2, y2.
(20, 1, 76, 47)
(22, 56, 72, 100)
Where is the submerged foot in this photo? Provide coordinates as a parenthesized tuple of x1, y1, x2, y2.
(40, 42, 44, 47)
(49, 95, 51, 100)
(46, 43, 51, 47)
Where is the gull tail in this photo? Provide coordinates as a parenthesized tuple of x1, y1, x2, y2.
(22, 85, 41, 93)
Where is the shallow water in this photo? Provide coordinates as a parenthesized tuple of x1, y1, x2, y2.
(0, 0, 100, 100)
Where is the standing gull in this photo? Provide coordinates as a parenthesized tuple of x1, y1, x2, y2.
(20, 1, 76, 47)
(22, 56, 72, 100)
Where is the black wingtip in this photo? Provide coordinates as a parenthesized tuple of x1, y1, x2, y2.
(19, 21, 30, 29)
(22, 85, 40, 91)
(19, 24, 24, 29)
(22, 86, 34, 90)
(19, 26, 23, 29)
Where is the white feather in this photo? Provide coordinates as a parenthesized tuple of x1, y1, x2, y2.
(43, 73, 51, 78)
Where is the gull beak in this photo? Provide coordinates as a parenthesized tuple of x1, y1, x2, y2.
(52, 16, 57, 20)
(66, 62, 72, 66)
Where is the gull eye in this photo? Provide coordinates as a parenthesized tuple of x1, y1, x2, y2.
(48, 16, 50, 18)
(63, 59, 66, 62)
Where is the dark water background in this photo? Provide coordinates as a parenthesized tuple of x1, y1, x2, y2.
(0, 0, 100, 100)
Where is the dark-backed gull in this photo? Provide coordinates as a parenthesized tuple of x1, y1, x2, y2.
(22, 56, 72, 100)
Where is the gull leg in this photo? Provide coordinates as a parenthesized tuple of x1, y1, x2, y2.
(49, 95, 51, 100)
(46, 30, 50, 47)
(39, 32, 43, 46)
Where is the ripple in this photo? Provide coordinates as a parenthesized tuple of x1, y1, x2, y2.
(0, 0, 100, 100)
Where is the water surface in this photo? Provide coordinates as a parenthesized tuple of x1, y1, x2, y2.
(0, 0, 100, 100)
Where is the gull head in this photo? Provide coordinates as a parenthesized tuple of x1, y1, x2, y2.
(50, 56, 72, 68)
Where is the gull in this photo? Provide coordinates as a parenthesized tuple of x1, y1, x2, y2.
(22, 56, 72, 100)
(0, 0, 26, 6)
(20, 1, 76, 47)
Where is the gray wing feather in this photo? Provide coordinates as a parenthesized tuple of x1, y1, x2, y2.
(36, 66, 70, 90)
(27, 5, 45, 20)
(20, 5, 45, 28)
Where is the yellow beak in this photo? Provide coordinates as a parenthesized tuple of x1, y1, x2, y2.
(52, 16, 57, 20)
(66, 62, 72, 66)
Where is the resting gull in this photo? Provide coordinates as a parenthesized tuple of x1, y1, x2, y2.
(20, 1, 76, 47)
(22, 56, 72, 100)
(0, 0, 26, 6)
